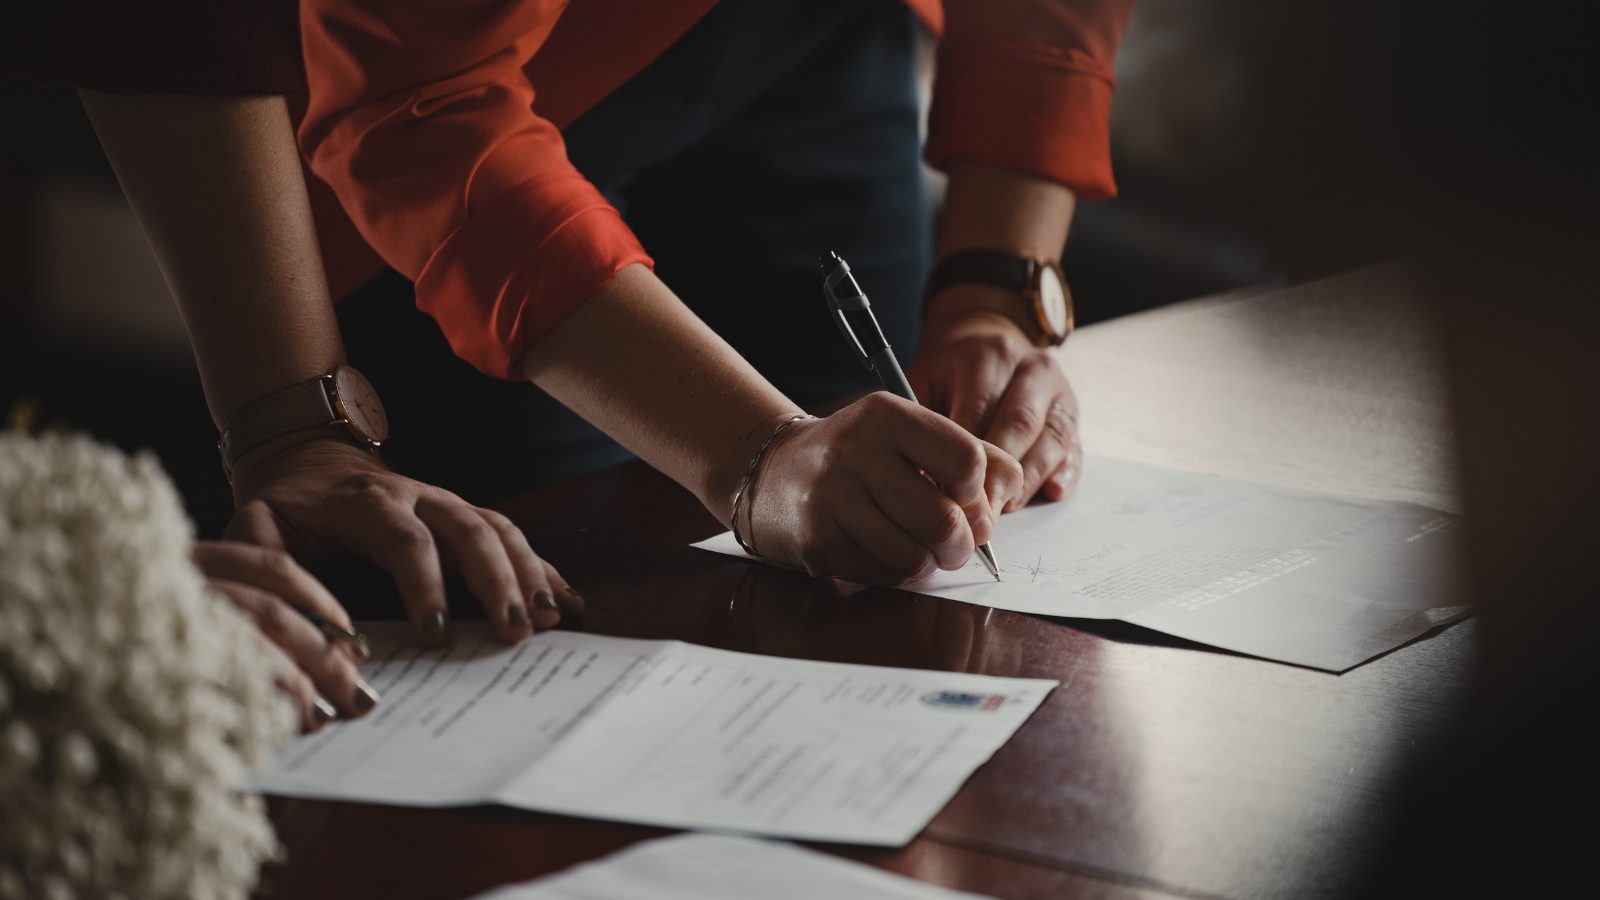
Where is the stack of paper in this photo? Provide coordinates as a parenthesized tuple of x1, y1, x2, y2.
(256, 623, 1055, 846)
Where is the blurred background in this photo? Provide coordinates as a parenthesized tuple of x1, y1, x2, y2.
(0, 0, 1399, 538)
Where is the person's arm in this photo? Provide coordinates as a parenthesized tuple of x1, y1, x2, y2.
(520, 266, 1022, 585)
(909, 0, 1135, 506)
(79, 91, 576, 646)
(300, 1, 1023, 585)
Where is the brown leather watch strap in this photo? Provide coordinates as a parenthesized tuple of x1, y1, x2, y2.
(217, 377, 339, 478)
(925, 249, 1038, 300)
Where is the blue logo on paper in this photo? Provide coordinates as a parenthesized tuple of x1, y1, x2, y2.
(922, 690, 1005, 711)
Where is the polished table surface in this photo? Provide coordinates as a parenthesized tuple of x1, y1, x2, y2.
(262, 266, 1473, 900)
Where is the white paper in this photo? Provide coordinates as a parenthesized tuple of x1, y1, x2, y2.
(255, 623, 1055, 846)
(694, 456, 1469, 672)
(469, 833, 994, 900)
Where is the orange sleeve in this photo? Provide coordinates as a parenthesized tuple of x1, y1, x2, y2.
(298, 0, 653, 380)
(925, 0, 1137, 201)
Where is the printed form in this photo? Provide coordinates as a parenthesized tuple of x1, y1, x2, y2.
(255, 623, 1055, 846)
(695, 457, 1470, 671)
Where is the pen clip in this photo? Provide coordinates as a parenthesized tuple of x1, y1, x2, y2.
(821, 253, 873, 370)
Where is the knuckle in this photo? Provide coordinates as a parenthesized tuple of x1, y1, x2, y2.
(390, 522, 434, 554)
(479, 508, 518, 535)
(257, 599, 296, 639)
(935, 502, 968, 545)
(954, 437, 986, 473)
(906, 549, 938, 579)
(258, 546, 296, 577)
(451, 513, 495, 542)
(352, 478, 393, 508)
(997, 403, 1044, 436)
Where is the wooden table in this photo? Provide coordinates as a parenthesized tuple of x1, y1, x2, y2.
(263, 266, 1473, 900)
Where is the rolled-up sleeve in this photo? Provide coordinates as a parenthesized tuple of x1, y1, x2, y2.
(298, 0, 652, 379)
(925, 1, 1136, 201)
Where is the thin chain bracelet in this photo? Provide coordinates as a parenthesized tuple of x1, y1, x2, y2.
(730, 413, 812, 556)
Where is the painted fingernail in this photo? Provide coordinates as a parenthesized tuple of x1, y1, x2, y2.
(566, 591, 587, 615)
(353, 680, 380, 712)
(313, 696, 338, 724)
(421, 610, 449, 646)
(507, 604, 531, 628)
(533, 590, 558, 611)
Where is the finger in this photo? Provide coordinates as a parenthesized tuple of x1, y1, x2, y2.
(863, 463, 975, 571)
(944, 351, 1013, 437)
(250, 631, 323, 732)
(224, 499, 287, 550)
(193, 541, 356, 635)
(841, 494, 942, 583)
(982, 357, 1064, 466)
(333, 490, 451, 647)
(1041, 436, 1084, 503)
(1012, 400, 1074, 508)
(811, 515, 921, 587)
(541, 559, 585, 619)
(276, 668, 327, 733)
(871, 395, 991, 515)
(478, 507, 565, 627)
(414, 494, 533, 643)
(212, 578, 374, 719)
(980, 442, 1027, 518)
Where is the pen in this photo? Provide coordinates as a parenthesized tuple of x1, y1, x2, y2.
(295, 605, 372, 659)
(820, 251, 1002, 582)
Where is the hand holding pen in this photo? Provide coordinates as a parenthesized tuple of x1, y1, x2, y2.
(708, 255, 1023, 587)
(821, 252, 1009, 581)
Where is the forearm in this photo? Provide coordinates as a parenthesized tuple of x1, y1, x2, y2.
(80, 91, 344, 426)
(930, 162, 1077, 322)
(518, 265, 798, 523)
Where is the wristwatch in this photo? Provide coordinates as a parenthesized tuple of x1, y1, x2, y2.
(924, 248, 1074, 347)
(217, 365, 389, 480)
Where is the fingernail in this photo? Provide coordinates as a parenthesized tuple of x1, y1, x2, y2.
(313, 696, 338, 724)
(353, 680, 380, 712)
(421, 610, 449, 646)
(531, 590, 561, 629)
(507, 604, 531, 628)
(566, 591, 587, 615)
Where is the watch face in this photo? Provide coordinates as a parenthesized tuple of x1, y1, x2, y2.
(1037, 264, 1073, 340)
(331, 366, 389, 445)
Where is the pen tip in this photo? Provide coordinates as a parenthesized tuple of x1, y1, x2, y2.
(820, 250, 844, 273)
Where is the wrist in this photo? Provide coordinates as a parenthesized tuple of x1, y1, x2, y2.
(700, 408, 811, 526)
(923, 285, 1036, 342)
(229, 433, 382, 501)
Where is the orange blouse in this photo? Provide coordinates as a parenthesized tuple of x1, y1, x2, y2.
(298, 1, 1135, 379)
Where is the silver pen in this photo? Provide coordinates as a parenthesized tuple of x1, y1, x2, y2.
(820, 251, 1002, 582)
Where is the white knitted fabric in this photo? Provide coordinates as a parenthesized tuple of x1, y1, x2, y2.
(0, 431, 294, 900)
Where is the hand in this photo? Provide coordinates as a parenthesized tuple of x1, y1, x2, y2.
(225, 437, 583, 648)
(194, 539, 378, 732)
(908, 300, 1083, 509)
(743, 393, 1024, 585)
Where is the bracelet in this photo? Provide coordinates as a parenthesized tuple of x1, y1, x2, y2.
(730, 414, 811, 557)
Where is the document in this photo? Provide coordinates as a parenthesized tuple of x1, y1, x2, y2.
(469, 833, 994, 900)
(255, 623, 1055, 846)
(695, 457, 1469, 672)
